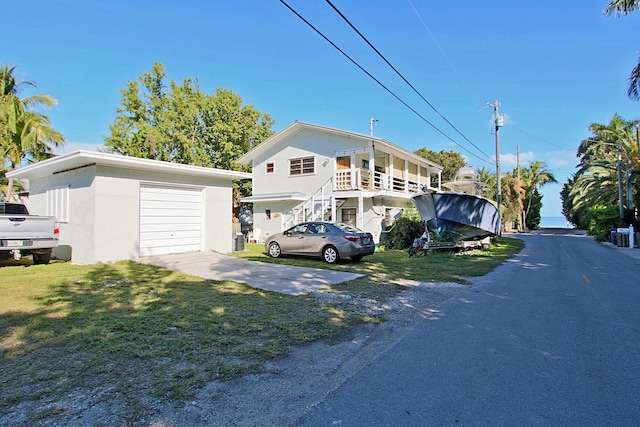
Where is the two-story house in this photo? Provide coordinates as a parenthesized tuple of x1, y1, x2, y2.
(237, 122, 443, 245)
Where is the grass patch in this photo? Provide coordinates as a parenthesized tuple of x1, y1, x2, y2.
(0, 236, 523, 423)
(0, 261, 363, 422)
(234, 237, 523, 284)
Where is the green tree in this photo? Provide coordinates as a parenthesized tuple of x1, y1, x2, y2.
(604, 0, 640, 99)
(413, 148, 465, 183)
(562, 114, 640, 235)
(524, 189, 542, 229)
(501, 177, 526, 229)
(105, 63, 275, 211)
(1, 65, 65, 198)
(477, 166, 497, 201)
(105, 62, 274, 171)
(520, 161, 556, 228)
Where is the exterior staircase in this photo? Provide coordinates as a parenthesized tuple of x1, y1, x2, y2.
(283, 178, 345, 229)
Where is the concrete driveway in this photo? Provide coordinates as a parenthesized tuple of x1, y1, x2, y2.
(139, 251, 362, 296)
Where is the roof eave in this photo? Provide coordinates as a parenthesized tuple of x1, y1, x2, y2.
(7, 150, 252, 181)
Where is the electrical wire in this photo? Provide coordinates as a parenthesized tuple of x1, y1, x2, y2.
(407, 0, 483, 109)
(325, 0, 492, 163)
(278, 0, 493, 165)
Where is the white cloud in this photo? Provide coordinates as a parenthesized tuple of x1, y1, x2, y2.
(545, 150, 576, 168)
(490, 150, 535, 169)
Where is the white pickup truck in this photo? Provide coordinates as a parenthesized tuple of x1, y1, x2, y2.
(0, 201, 59, 264)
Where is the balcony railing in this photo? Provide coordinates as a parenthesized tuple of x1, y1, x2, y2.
(334, 168, 430, 194)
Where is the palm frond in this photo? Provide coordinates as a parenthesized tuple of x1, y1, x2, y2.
(627, 59, 640, 100)
(603, 0, 640, 16)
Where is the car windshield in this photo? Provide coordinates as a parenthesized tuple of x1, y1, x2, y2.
(334, 222, 363, 233)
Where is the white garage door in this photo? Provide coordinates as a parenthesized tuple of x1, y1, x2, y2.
(139, 184, 204, 256)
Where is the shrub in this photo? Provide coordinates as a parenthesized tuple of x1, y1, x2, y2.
(383, 213, 425, 250)
(584, 204, 625, 240)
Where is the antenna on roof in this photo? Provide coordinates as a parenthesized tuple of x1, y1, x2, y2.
(370, 118, 378, 137)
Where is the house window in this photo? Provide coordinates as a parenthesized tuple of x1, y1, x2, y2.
(289, 156, 314, 176)
(266, 209, 271, 220)
(342, 208, 356, 226)
(46, 186, 69, 223)
(266, 162, 274, 174)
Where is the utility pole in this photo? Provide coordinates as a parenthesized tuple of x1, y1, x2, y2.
(617, 141, 624, 219)
(493, 100, 503, 235)
(517, 145, 522, 231)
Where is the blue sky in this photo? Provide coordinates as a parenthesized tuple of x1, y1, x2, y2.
(4, 1, 640, 220)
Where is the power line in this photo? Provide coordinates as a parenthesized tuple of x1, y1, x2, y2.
(278, 0, 493, 165)
(325, 0, 492, 163)
(407, 0, 483, 108)
(511, 126, 573, 151)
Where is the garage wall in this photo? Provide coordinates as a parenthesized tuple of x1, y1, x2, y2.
(25, 165, 97, 264)
(202, 180, 234, 254)
(93, 173, 140, 263)
(21, 163, 236, 264)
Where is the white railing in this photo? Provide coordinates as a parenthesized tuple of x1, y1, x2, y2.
(334, 168, 429, 194)
(284, 178, 334, 229)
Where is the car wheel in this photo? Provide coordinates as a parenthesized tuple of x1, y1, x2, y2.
(322, 245, 339, 264)
(268, 242, 282, 258)
(350, 255, 364, 261)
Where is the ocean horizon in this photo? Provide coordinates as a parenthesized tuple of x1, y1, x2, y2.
(539, 216, 573, 228)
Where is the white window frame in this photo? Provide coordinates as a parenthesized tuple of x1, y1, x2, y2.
(46, 186, 69, 223)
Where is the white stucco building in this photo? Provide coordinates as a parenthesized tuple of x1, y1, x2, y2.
(237, 122, 443, 244)
(7, 150, 251, 264)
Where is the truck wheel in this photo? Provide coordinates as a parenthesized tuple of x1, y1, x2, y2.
(33, 249, 52, 265)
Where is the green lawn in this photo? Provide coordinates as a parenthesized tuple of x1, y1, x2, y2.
(0, 237, 522, 424)
(234, 237, 523, 284)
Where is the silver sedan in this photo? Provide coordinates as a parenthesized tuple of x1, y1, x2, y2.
(265, 222, 376, 264)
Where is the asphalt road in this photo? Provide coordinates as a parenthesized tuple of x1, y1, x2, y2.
(297, 229, 640, 426)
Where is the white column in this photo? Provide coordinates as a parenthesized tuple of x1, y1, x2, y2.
(358, 194, 364, 229)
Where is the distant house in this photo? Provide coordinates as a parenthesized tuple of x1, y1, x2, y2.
(237, 121, 443, 244)
(7, 150, 251, 264)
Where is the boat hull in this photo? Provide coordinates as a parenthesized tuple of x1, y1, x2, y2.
(413, 192, 500, 241)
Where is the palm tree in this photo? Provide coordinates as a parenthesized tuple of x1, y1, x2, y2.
(604, 0, 640, 100)
(0, 65, 65, 198)
(521, 161, 557, 227)
(577, 115, 640, 216)
(563, 114, 640, 232)
(477, 166, 496, 200)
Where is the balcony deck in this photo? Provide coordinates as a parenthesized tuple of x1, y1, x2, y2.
(334, 168, 434, 195)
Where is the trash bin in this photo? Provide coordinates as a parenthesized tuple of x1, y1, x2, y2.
(610, 228, 617, 244)
(234, 233, 244, 251)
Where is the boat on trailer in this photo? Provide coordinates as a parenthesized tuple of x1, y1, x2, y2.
(412, 167, 500, 244)
(413, 191, 500, 242)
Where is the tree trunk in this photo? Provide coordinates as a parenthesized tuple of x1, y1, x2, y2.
(5, 177, 13, 200)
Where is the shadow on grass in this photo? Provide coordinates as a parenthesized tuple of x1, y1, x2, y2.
(0, 261, 359, 425)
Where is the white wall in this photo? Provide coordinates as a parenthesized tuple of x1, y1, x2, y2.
(27, 165, 97, 264)
(252, 128, 370, 197)
(202, 180, 234, 253)
(24, 165, 235, 264)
